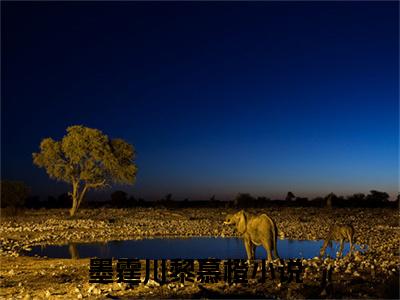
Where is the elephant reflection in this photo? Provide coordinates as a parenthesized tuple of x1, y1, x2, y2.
(224, 210, 279, 262)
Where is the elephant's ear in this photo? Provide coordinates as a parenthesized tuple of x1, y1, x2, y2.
(237, 211, 247, 234)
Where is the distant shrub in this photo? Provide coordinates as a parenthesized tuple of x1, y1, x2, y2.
(1, 181, 29, 214)
(365, 190, 389, 206)
(25, 195, 42, 209)
(111, 190, 128, 207)
(234, 193, 256, 208)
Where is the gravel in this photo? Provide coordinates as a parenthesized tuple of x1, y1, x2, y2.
(0, 207, 398, 299)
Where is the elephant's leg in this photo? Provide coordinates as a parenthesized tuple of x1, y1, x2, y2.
(246, 243, 256, 269)
(262, 240, 273, 262)
(252, 244, 257, 260)
(320, 239, 329, 258)
(338, 239, 344, 258)
(348, 234, 354, 255)
(243, 237, 252, 262)
(273, 239, 279, 259)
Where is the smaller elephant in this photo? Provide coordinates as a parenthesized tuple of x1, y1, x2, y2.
(223, 210, 279, 262)
(319, 224, 354, 258)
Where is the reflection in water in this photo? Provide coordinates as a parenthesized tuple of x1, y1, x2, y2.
(28, 237, 364, 259)
(68, 243, 79, 259)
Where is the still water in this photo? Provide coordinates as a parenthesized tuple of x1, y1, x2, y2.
(26, 237, 361, 259)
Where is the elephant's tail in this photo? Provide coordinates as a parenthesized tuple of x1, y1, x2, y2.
(273, 222, 279, 258)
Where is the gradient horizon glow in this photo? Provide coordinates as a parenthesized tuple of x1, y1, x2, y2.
(2, 2, 399, 200)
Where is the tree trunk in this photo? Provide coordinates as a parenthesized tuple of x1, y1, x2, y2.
(69, 181, 79, 217)
(69, 195, 78, 217)
(69, 180, 105, 217)
(69, 182, 89, 217)
(68, 243, 79, 259)
(77, 185, 88, 210)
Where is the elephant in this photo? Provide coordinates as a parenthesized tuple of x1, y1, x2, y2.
(223, 210, 279, 262)
(319, 224, 354, 258)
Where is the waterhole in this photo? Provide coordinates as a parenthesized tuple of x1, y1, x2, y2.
(26, 237, 363, 259)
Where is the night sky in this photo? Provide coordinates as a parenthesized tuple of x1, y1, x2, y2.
(2, 2, 398, 200)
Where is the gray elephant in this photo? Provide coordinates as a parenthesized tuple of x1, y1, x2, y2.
(223, 210, 279, 262)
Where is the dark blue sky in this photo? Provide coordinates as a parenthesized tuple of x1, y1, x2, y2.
(2, 2, 398, 200)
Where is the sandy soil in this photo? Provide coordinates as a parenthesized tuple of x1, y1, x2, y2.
(0, 207, 399, 299)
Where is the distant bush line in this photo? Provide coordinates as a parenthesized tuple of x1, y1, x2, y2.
(2, 184, 399, 210)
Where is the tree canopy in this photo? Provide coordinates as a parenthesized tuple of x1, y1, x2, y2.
(33, 125, 137, 216)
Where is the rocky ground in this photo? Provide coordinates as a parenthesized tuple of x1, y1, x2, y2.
(0, 207, 399, 299)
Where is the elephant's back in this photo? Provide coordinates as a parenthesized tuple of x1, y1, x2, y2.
(260, 214, 276, 228)
(248, 214, 275, 232)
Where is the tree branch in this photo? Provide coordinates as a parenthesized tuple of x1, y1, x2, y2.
(77, 184, 89, 208)
(86, 179, 107, 189)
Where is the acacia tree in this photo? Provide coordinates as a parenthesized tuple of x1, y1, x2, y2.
(285, 192, 295, 202)
(33, 125, 137, 216)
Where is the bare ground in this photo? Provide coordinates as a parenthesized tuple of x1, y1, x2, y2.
(0, 207, 399, 299)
